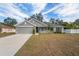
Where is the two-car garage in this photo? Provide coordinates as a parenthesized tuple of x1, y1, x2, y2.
(16, 20, 35, 34)
(16, 27, 33, 34)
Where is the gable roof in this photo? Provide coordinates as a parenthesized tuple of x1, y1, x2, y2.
(16, 19, 48, 27)
(16, 20, 36, 27)
(29, 18, 48, 27)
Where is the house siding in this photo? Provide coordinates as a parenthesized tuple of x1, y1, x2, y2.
(16, 21, 34, 27)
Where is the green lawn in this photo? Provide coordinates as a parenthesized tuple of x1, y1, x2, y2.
(15, 33, 79, 56)
(0, 33, 15, 38)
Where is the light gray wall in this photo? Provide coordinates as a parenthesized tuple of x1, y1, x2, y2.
(16, 21, 34, 27)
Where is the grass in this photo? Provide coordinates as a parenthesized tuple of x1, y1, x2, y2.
(15, 33, 79, 56)
(0, 32, 15, 38)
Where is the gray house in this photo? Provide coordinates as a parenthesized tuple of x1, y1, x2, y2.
(16, 18, 64, 34)
(16, 19, 48, 34)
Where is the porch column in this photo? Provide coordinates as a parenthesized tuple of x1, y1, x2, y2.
(53, 27, 56, 32)
(61, 27, 64, 33)
(33, 27, 36, 34)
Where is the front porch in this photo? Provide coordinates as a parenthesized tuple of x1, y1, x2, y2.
(36, 27, 48, 33)
(33, 26, 64, 34)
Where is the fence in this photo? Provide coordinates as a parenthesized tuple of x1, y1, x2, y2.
(64, 29, 79, 33)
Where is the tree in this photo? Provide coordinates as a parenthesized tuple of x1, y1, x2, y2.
(74, 19, 79, 25)
(62, 22, 68, 26)
(36, 13, 43, 22)
(30, 14, 36, 19)
(50, 18, 55, 23)
(64, 23, 79, 29)
(30, 13, 43, 22)
(4, 17, 17, 26)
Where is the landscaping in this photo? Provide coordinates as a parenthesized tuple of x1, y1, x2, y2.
(15, 33, 79, 56)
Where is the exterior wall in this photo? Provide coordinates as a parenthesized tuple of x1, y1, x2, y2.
(16, 27, 33, 34)
(17, 21, 34, 27)
(1, 28, 15, 33)
(64, 29, 79, 33)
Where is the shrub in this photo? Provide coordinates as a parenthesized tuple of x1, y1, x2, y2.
(33, 29, 35, 34)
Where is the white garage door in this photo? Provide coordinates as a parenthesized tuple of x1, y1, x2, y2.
(16, 27, 33, 34)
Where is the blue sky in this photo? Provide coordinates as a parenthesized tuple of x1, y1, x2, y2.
(0, 3, 79, 23)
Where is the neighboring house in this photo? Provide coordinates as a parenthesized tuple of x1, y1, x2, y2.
(0, 23, 15, 33)
(16, 19, 48, 34)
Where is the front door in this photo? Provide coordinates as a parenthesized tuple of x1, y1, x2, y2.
(36, 27, 39, 33)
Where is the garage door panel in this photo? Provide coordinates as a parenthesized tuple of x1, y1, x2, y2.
(16, 27, 33, 34)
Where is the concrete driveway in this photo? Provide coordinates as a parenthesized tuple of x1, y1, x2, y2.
(0, 34, 32, 56)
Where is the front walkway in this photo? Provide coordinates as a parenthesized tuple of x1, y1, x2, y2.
(0, 34, 32, 56)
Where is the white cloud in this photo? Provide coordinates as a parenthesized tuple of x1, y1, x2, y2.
(0, 3, 29, 23)
(7, 4, 29, 18)
(0, 3, 79, 23)
(31, 3, 48, 22)
(42, 3, 79, 22)
(43, 15, 49, 22)
(0, 3, 47, 23)
(42, 4, 65, 15)
(55, 4, 79, 17)
(31, 3, 47, 14)
(56, 4, 79, 22)
(0, 12, 7, 17)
